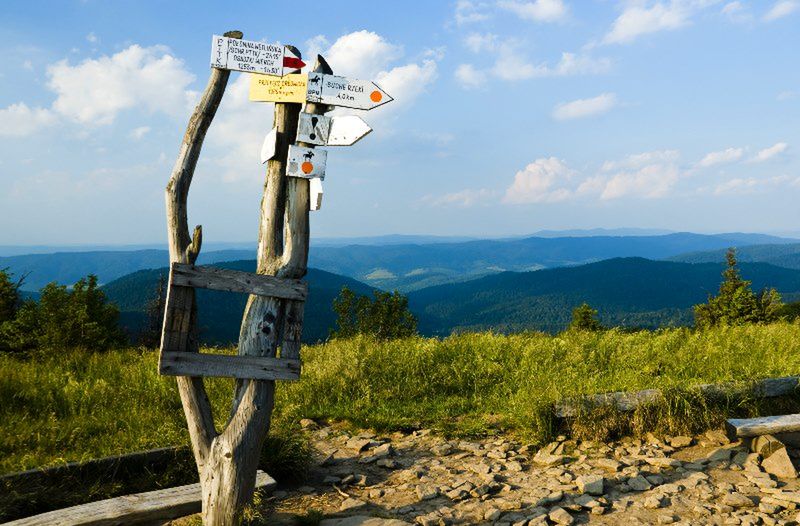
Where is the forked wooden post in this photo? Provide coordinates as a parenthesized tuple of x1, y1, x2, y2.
(163, 31, 329, 525)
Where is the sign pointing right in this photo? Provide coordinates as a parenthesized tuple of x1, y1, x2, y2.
(306, 72, 393, 110)
(297, 113, 372, 146)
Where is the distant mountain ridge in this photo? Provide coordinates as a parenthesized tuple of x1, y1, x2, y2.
(669, 243, 800, 270)
(4, 231, 798, 292)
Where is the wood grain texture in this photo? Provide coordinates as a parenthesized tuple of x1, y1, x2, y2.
(727, 414, 800, 438)
(160, 352, 300, 381)
(555, 376, 800, 418)
(171, 263, 307, 300)
(5, 471, 275, 526)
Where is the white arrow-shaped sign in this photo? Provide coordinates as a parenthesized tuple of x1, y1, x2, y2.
(310, 177, 324, 211)
(259, 127, 278, 164)
(296, 113, 372, 146)
(306, 72, 392, 110)
(210, 35, 305, 76)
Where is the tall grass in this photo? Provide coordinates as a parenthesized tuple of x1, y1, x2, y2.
(3, 322, 800, 474)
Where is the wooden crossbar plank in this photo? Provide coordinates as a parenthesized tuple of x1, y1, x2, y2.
(171, 263, 307, 300)
(160, 351, 300, 381)
(726, 414, 800, 439)
(5, 471, 276, 526)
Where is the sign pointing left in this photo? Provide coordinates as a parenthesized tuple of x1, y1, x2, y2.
(210, 35, 305, 76)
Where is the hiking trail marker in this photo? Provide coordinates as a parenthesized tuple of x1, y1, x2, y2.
(250, 73, 308, 103)
(211, 34, 305, 75)
(286, 145, 327, 179)
(306, 72, 393, 110)
(297, 113, 372, 146)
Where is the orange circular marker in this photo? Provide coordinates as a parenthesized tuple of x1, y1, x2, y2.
(301, 161, 314, 174)
(370, 90, 382, 103)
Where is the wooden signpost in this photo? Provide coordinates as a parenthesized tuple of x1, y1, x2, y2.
(161, 29, 392, 525)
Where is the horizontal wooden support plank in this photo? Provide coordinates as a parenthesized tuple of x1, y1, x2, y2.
(555, 376, 800, 418)
(171, 263, 307, 301)
(727, 414, 800, 439)
(160, 351, 300, 381)
(5, 471, 276, 526)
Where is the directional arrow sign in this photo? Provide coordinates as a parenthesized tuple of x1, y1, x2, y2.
(310, 178, 324, 211)
(286, 145, 327, 179)
(297, 113, 373, 146)
(306, 72, 392, 110)
(210, 35, 305, 76)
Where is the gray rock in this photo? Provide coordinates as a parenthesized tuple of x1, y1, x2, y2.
(416, 485, 439, 500)
(595, 458, 622, 472)
(576, 474, 604, 496)
(548, 506, 574, 525)
(721, 493, 756, 508)
(628, 475, 653, 491)
(321, 517, 412, 526)
(668, 436, 693, 448)
(708, 447, 734, 462)
(483, 508, 502, 521)
(340, 497, 366, 511)
(762, 447, 798, 479)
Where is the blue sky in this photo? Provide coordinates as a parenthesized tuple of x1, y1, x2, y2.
(0, 0, 798, 245)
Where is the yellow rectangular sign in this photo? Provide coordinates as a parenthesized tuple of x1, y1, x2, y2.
(249, 73, 308, 103)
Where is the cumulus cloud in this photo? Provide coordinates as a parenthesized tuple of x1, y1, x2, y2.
(464, 32, 499, 53)
(763, 0, 799, 21)
(497, 0, 568, 22)
(696, 147, 744, 167)
(751, 142, 788, 162)
(715, 175, 799, 194)
(721, 1, 752, 22)
(305, 31, 437, 113)
(455, 63, 487, 89)
(504, 157, 576, 204)
(47, 44, 196, 125)
(598, 163, 681, 199)
(603, 1, 717, 44)
(129, 126, 151, 140)
(0, 103, 57, 137)
(454, 0, 491, 25)
(552, 93, 617, 120)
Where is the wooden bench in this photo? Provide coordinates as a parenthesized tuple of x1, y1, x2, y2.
(5, 471, 276, 526)
(726, 414, 800, 440)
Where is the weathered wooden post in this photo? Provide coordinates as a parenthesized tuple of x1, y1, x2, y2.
(162, 30, 391, 525)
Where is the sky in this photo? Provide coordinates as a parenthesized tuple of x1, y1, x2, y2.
(0, 0, 798, 245)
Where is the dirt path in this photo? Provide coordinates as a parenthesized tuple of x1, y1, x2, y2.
(186, 422, 800, 525)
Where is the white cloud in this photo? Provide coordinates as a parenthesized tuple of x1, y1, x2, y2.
(86, 32, 98, 43)
(777, 90, 797, 101)
(428, 188, 495, 207)
(696, 147, 744, 167)
(47, 44, 196, 125)
(553, 52, 613, 75)
(600, 164, 681, 199)
(504, 157, 576, 204)
(306, 31, 437, 112)
(455, 63, 487, 89)
(764, 0, 799, 20)
(715, 175, 799, 194)
(721, 1, 752, 22)
(498, 0, 568, 22)
(129, 126, 151, 140)
(751, 142, 788, 162)
(601, 150, 680, 171)
(552, 93, 618, 120)
(0, 103, 57, 137)
(478, 41, 611, 83)
(464, 32, 499, 53)
(454, 0, 491, 25)
(603, 1, 718, 44)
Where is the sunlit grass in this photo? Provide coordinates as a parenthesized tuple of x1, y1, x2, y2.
(4, 322, 800, 474)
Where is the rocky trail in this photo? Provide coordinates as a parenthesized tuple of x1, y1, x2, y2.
(181, 421, 800, 525)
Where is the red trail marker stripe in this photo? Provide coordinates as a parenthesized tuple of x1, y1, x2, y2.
(283, 56, 306, 70)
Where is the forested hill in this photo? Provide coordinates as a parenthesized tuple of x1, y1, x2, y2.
(102, 261, 376, 344)
(408, 258, 800, 335)
(669, 243, 800, 269)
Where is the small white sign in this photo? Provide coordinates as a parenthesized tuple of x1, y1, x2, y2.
(297, 113, 372, 146)
(310, 177, 324, 211)
(259, 127, 278, 163)
(210, 35, 304, 76)
(287, 145, 327, 179)
(306, 73, 393, 110)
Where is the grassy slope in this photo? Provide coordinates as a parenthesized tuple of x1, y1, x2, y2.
(4, 323, 800, 474)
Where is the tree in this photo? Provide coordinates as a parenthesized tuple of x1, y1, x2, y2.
(0, 268, 24, 324)
(568, 302, 604, 332)
(1, 274, 126, 352)
(139, 273, 167, 348)
(332, 286, 417, 340)
(694, 248, 783, 329)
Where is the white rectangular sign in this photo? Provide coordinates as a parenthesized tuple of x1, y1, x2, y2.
(306, 72, 393, 110)
(210, 35, 304, 76)
(287, 145, 327, 179)
(297, 113, 373, 146)
(310, 178, 324, 211)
